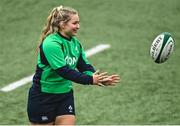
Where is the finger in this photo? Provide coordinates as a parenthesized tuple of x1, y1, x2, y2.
(99, 78, 112, 83)
(112, 80, 120, 83)
(110, 75, 120, 78)
(98, 76, 109, 80)
(94, 70, 100, 75)
(108, 82, 117, 86)
(109, 83, 116, 86)
(102, 78, 112, 82)
(112, 78, 120, 81)
(97, 83, 105, 87)
(110, 76, 120, 80)
(99, 72, 108, 76)
(111, 78, 120, 82)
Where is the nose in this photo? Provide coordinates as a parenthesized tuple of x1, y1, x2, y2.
(77, 23, 80, 29)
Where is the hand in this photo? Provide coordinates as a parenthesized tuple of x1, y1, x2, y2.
(92, 70, 109, 86)
(100, 74, 120, 86)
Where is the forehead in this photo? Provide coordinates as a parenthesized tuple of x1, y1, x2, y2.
(69, 14, 79, 22)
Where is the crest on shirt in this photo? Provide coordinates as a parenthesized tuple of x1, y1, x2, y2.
(75, 46, 79, 53)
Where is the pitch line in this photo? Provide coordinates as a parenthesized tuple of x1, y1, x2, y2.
(0, 44, 111, 92)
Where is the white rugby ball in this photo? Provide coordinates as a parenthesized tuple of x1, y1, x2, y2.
(150, 32, 174, 63)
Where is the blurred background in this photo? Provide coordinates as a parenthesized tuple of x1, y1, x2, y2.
(0, 0, 180, 124)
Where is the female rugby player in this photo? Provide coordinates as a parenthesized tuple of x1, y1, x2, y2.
(27, 5, 120, 125)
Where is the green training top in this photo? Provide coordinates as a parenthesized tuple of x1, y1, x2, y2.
(36, 32, 92, 93)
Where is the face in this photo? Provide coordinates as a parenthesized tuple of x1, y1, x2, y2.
(60, 14, 80, 38)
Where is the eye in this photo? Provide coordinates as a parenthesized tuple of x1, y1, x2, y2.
(73, 21, 80, 25)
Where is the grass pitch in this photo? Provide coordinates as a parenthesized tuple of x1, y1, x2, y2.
(0, 0, 180, 124)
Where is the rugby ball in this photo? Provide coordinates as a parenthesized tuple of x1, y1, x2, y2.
(150, 32, 174, 63)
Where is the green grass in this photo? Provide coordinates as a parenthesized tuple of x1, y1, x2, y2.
(0, 0, 180, 124)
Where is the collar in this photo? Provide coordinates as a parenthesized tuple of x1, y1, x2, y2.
(57, 32, 72, 41)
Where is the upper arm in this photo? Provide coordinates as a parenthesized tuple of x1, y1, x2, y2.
(42, 41, 66, 69)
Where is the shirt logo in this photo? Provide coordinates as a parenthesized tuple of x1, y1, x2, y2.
(41, 116, 48, 121)
(68, 105, 73, 113)
(65, 56, 77, 66)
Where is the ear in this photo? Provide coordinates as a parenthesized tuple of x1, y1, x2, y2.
(60, 22, 65, 29)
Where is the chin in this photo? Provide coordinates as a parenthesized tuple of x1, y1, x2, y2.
(72, 33, 77, 36)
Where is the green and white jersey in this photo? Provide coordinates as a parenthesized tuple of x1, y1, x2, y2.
(33, 32, 94, 94)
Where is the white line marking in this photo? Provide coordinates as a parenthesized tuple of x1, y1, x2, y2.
(0, 44, 111, 92)
(85, 44, 111, 57)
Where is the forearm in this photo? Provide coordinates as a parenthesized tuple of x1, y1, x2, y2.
(55, 66, 93, 84)
(76, 53, 96, 73)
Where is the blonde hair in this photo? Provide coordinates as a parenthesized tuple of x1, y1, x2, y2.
(38, 5, 78, 46)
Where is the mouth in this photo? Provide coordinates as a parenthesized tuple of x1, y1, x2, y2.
(73, 29, 78, 33)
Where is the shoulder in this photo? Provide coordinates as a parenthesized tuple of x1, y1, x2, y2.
(44, 33, 63, 44)
(42, 34, 63, 51)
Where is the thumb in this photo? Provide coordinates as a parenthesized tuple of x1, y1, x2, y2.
(97, 83, 105, 87)
(94, 69, 100, 75)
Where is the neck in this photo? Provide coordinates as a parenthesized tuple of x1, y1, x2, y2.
(60, 31, 71, 38)
(58, 32, 72, 41)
